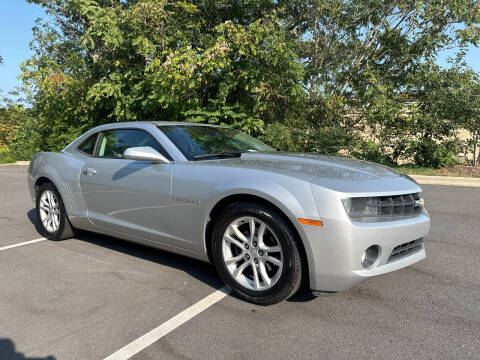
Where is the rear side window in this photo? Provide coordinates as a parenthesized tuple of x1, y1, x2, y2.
(77, 133, 98, 155)
(95, 129, 166, 159)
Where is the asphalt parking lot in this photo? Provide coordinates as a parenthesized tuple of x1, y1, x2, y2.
(1, 164, 479, 360)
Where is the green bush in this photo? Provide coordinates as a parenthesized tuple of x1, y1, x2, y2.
(0, 149, 17, 164)
(9, 126, 42, 161)
(352, 140, 395, 165)
(260, 123, 297, 151)
(411, 139, 458, 168)
(299, 126, 357, 156)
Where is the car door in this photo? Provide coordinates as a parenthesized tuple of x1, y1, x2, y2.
(79, 128, 175, 244)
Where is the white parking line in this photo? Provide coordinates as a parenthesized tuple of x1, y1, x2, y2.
(103, 287, 231, 360)
(0, 237, 47, 252)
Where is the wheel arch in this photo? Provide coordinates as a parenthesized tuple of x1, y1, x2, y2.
(34, 176, 57, 200)
(33, 175, 73, 220)
(204, 193, 310, 288)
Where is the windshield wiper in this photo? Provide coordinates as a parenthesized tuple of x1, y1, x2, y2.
(194, 151, 244, 160)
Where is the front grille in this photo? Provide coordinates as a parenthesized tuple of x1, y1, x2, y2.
(376, 193, 422, 216)
(344, 193, 425, 221)
(388, 238, 424, 263)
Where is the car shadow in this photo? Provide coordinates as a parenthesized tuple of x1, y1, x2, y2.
(0, 338, 55, 360)
(27, 208, 223, 291)
(27, 208, 317, 303)
(112, 162, 151, 181)
(77, 232, 223, 290)
(27, 209, 42, 234)
(287, 289, 317, 302)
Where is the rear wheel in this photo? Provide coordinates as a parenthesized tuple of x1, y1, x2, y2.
(36, 182, 74, 241)
(211, 202, 303, 305)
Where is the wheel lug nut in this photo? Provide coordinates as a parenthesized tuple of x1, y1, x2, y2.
(245, 254, 250, 260)
(253, 258, 258, 264)
(252, 241, 257, 247)
(244, 244, 249, 249)
(258, 250, 264, 256)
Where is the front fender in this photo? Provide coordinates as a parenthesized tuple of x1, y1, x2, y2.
(202, 177, 321, 273)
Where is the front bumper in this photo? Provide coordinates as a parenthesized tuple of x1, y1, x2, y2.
(303, 213, 430, 292)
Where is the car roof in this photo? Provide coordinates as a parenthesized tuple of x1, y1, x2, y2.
(149, 121, 223, 127)
(77, 121, 225, 135)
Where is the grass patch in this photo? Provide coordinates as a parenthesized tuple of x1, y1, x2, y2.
(0, 150, 18, 164)
(395, 165, 480, 178)
(395, 166, 439, 176)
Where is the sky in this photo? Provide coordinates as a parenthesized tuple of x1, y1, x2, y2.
(0, 1, 47, 98)
(0, 1, 479, 100)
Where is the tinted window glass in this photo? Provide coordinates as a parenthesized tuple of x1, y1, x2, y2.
(77, 134, 98, 155)
(159, 125, 274, 160)
(96, 129, 163, 158)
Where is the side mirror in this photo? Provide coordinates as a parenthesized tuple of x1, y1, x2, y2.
(123, 147, 170, 164)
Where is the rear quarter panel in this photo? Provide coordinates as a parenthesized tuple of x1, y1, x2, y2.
(29, 151, 88, 227)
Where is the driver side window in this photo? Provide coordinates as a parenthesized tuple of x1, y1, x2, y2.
(95, 129, 165, 159)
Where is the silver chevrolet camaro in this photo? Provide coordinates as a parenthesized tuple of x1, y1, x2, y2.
(28, 122, 430, 305)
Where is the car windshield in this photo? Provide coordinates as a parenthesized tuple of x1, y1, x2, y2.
(159, 125, 275, 160)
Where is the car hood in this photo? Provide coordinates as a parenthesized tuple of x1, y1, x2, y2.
(216, 152, 420, 195)
(221, 152, 400, 180)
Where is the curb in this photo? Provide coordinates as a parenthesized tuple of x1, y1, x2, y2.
(15, 161, 30, 166)
(409, 174, 480, 188)
(0, 161, 30, 166)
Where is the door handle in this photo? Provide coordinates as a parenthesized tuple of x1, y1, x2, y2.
(83, 168, 97, 176)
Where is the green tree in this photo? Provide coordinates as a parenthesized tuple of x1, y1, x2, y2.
(22, 0, 304, 151)
(19, 0, 480, 167)
(282, 0, 480, 158)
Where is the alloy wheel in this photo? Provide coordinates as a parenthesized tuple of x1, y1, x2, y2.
(222, 216, 283, 291)
(39, 190, 60, 233)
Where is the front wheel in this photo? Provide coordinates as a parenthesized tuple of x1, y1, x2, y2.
(211, 202, 303, 305)
(36, 182, 75, 241)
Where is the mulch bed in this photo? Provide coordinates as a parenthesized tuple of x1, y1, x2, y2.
(436, 165, 480, 178)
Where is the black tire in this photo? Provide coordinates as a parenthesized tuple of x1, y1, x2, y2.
(36, 182, 75, 241)
(211, 202, 303, 305)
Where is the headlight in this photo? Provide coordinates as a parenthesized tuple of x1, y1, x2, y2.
(342, 193, 424, 220)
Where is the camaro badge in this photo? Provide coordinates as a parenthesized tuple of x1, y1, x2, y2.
(415, 198, 424, 207)
(174, 195, 201, 207)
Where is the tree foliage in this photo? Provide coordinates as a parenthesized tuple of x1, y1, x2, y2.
(10, 0, 480, 166)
